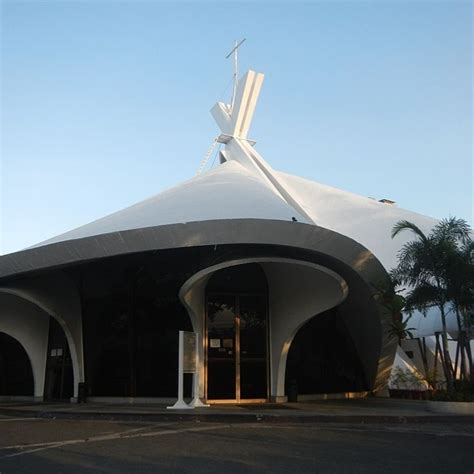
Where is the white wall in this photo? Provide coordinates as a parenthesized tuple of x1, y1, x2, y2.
(0, 293, 50, 398)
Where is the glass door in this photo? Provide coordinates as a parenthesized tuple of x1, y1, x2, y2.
(206, 293, 268, 402)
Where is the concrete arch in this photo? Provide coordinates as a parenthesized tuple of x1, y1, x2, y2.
(0, 293, 50, 399)
(0, 219, 394, 394)
(0, 274, 84, 400)
(179, 257, 348, 400)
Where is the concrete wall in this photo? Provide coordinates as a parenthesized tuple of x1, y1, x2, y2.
(0, 293, 50, 399)
(335, 268, 389, 394)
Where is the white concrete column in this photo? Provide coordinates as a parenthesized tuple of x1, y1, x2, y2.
(179, 276, 210, 399)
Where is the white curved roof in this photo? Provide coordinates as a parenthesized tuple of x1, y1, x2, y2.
(31, 160, 310, 249)
(30, 158, 438, 274)
(27, 68, 438, 278)
(274, 171, 438, 271)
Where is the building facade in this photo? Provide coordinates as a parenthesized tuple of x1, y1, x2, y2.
(0, 69, 438, 403)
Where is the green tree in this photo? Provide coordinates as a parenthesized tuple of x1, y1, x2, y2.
(388, 314, 416, 345)
(372, 278, 412, 344)
(391, 217, 472, 391)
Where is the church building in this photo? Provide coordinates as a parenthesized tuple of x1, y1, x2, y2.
(0, 66, 437, 404)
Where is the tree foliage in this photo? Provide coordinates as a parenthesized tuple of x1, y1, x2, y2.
(391, 217, 473, 389)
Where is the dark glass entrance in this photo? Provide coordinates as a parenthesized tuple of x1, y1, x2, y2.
(205, 264, 268, 402)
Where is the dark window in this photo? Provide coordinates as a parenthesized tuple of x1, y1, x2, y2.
(81, 253, 193, 397)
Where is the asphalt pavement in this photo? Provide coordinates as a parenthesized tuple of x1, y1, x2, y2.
(0, 415, 473, 473)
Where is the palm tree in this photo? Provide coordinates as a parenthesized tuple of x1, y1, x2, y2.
(388, 315, 416, 345)
(391, 217, 472, 391)
(445, 239, 474, 327)
(444, 237, 474, 382)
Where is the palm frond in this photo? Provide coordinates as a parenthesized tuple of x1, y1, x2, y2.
(433, 217, 472, 246)
(404, 282, 442, 313)
(391, 220, 428, 241)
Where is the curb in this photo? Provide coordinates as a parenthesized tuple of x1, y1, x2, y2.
(1, 408, 474, 424)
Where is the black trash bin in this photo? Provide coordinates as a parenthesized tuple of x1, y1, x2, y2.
(287, 379, 298, 403)
(78, 382, 87, 404)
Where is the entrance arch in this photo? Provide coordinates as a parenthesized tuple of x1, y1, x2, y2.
(180, 256, 348, 402)
(0, 332, 34, 397)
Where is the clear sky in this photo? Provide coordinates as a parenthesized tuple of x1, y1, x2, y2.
(1, 0, 472, 255)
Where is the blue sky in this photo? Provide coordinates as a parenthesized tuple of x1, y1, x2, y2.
(1, 0, 472, 255)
